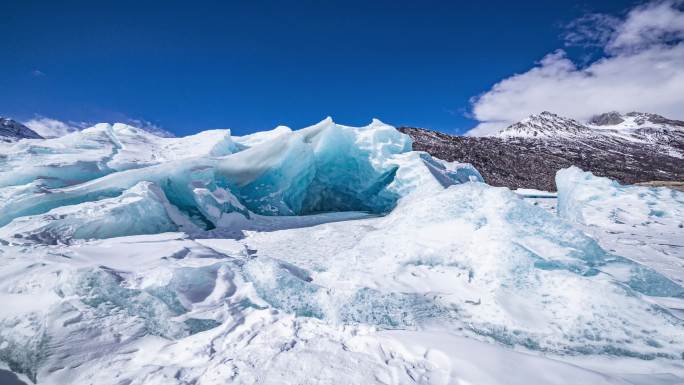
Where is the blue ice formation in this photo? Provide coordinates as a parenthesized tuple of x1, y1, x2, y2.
(0, 118, 482, 238)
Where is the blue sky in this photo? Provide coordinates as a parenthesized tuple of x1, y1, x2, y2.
(0, 0, 643, 136)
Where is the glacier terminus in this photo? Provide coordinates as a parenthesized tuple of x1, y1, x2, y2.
(0, 118, 683, 385)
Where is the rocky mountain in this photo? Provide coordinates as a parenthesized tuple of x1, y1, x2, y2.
(399, 111, 684, 191)
(497, 111, 592, 139)
(0, 118, 43, 142)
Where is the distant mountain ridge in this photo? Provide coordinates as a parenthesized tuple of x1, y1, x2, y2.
(496, 111, 684, 148)
(496, 111, 591, 139)
(588, 111, 684, 130)
(400, 111, 684, 191)
(0, 116, 175, 141)
(0, 118, 43, 142)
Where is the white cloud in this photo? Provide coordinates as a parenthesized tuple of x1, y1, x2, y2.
(467, 0, 684, 136)
(24, 117, 83, 138)
(609, 0, 684, 53)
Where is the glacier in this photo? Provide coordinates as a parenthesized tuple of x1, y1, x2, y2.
(0, 119, 683, 385)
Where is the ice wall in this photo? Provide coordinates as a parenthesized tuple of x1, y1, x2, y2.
(0, 118, 482, 236)
(218, 118, 412, 215)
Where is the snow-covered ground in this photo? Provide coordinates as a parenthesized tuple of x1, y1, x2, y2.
(0, 119, 683, 384)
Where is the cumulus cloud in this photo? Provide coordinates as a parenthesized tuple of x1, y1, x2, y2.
(24, 117, 84, 138)
(467, 0, 684, 136)
(609, 0, 684, 53)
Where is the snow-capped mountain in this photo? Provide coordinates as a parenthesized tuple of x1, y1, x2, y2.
(496, 111, 684, 153)
(0, 118, 43, 142)
(496, 111, 592, 139)
(588, 111, 684, 131)
(400, 111, 684, 191)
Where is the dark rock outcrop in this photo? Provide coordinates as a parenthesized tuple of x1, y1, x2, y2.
(0, 118, 43, 142)
(588, 111, 625, 126)
(399, 112, 684, 191)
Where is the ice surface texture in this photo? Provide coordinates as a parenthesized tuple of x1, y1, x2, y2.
(0, 182, 184, 244)
(242, 182, 684, 358)
(557, 166, 684, 230)
(556, 166, 684, 285)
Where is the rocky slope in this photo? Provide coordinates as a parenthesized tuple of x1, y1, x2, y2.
(0, 118, 43, 142)
(400, 111, 684, 191)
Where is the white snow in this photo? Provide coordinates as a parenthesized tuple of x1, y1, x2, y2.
(0, 119, 682, 385)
